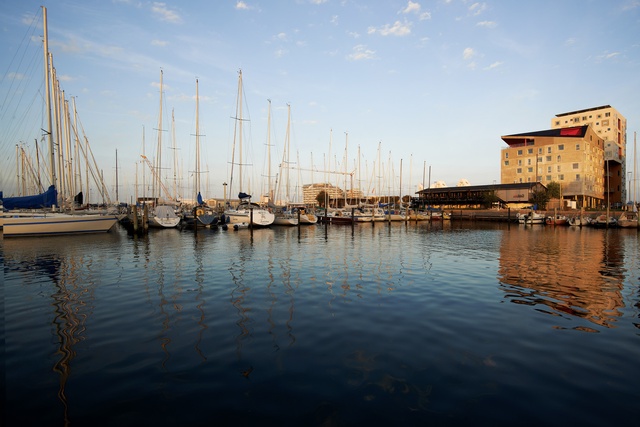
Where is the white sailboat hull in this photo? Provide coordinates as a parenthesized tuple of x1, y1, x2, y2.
(148, 205, 180, 228)
(2, 213, 117, 237)
(225, 208, 275, 227)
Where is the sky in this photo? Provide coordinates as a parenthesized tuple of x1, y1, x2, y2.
(1, 0, 639, 203)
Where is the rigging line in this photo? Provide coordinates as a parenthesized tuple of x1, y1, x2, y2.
(0, 9, 42, 119)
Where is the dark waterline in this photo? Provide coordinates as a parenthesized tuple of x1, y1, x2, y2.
(3, 222, 640, 426)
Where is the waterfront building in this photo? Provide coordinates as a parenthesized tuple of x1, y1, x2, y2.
(415, 182, 546, 209)
(551, 105, 627, 205)
(500, 125, 605, 209)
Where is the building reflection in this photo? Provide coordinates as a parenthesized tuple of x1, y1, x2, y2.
(498, 228, 626, 329)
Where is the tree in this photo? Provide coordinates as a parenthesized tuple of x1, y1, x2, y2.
(546, 181, 561, 199)
(316, 190, 327, 207)
(530, 189, 550, 210)
(482, 190, 500, 208)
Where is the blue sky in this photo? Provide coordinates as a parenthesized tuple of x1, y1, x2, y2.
(1, 0, 639, 202)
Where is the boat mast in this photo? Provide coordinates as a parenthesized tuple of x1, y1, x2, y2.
(155, 69, 164, 206)
(267, 99, 272, 203)
(42, 6, 56, 192)
(195, 78, 200, 201)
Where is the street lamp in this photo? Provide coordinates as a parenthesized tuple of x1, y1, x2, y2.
(223, 182, 227, 205)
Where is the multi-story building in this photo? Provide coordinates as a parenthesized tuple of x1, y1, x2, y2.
(551, 105, 627, 205)
(500, 125, 605, 209)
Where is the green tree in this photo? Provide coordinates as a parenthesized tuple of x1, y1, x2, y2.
(482, 190, 500, 208)
(546, 181, 561, 199)
(316, 190, 327, 207)
(531, 189, 550, 210)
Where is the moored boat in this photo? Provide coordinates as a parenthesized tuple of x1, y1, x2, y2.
(617, 211, 638, 228)
(545, 214, 568, 226)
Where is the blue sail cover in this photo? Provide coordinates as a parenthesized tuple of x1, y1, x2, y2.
(1, 185, 57, 210)
(238, 192, 251, 200)
(197, 192, 203, 205)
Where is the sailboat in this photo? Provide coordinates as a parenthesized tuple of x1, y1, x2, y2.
(272, 104, 298, 226)
(147, 70, 180, 229)
(223, 70, 275, 228)
(2, 7, 117, 237)
(182, 79, 216, 228)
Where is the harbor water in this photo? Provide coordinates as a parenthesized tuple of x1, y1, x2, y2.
(3, 221, 639, 426)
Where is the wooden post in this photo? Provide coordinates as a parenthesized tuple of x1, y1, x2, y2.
(132, 205, 139, 233)
(143, 204, 149, 232)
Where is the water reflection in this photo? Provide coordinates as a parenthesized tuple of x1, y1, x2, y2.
(4, 235, 117, 426)
(498, 228, 627, 329)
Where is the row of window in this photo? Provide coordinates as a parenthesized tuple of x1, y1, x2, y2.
(554, 112, 611, 126)
(507, 144, 584, 158)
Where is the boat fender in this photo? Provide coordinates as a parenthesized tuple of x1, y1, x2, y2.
(196, 208, 204, 217)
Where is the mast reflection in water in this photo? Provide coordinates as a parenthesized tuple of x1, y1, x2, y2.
(4, 222, 639, 426)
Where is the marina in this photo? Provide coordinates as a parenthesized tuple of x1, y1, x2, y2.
(3, 221, 640, 426)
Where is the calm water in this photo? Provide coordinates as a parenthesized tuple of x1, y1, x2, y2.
(2, 221, 639, 426)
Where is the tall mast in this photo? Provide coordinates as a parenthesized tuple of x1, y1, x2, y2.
(238, 70, 243, 192)
(42, 7, 56, 189)
(155, 69, 164, 205)
(195, 78, 200, 199)
(267, 99, 272, 202)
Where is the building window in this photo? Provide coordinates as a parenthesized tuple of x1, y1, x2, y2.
(546, 156, 552, 162)
(572, 163, 579, 169)
(602, 119, 609, 126)
(527, 159, 532, 165)
(546, 175, 551, 181)
(517, 168, 522, 174)
(557, 165, 561, 172)
(555, 121, 560, 126)
(518, 159, 522, 166)
(605, 112, 610, 117)
(538, 148, 543, 154)
(575, 144, 580, 150)
(547, 147, 552, 153)
(527, 148, 533, 154)
(538, 157, 543, 163)
(557, 155, 561, 162)
(504, 160, 509, 166)
(574, 117, 580, 123)
(582, 116, 587, 121)
(517, 150, 523, 156)
(547, 166, 552, 173)
(576, 174, 580, 180)
(537, 176, 542, 181)
(528, 167, 533, 173)
(558, 144, 564, 150)
(505, 152, 509, 158)
(559, 174, 564, 181)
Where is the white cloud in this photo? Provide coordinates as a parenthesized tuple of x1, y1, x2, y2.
(564, 37, 577, 46)
(151, 2, 182, 23)
(368, 20, 412, 36)
(400, 1, 421, 14)
(400, 1, 431, 20)
(310, 0, 328, 4)
(477, 21, 496, 28)
(236, 1, 252, 10)
(151, 39, 168, 47)
(468, 2, 487, 16)
(463, 47, 475, 60)
(485, 61, 503, 70)
(347, 44, 376, 61)
(331, 15, 339, 25)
